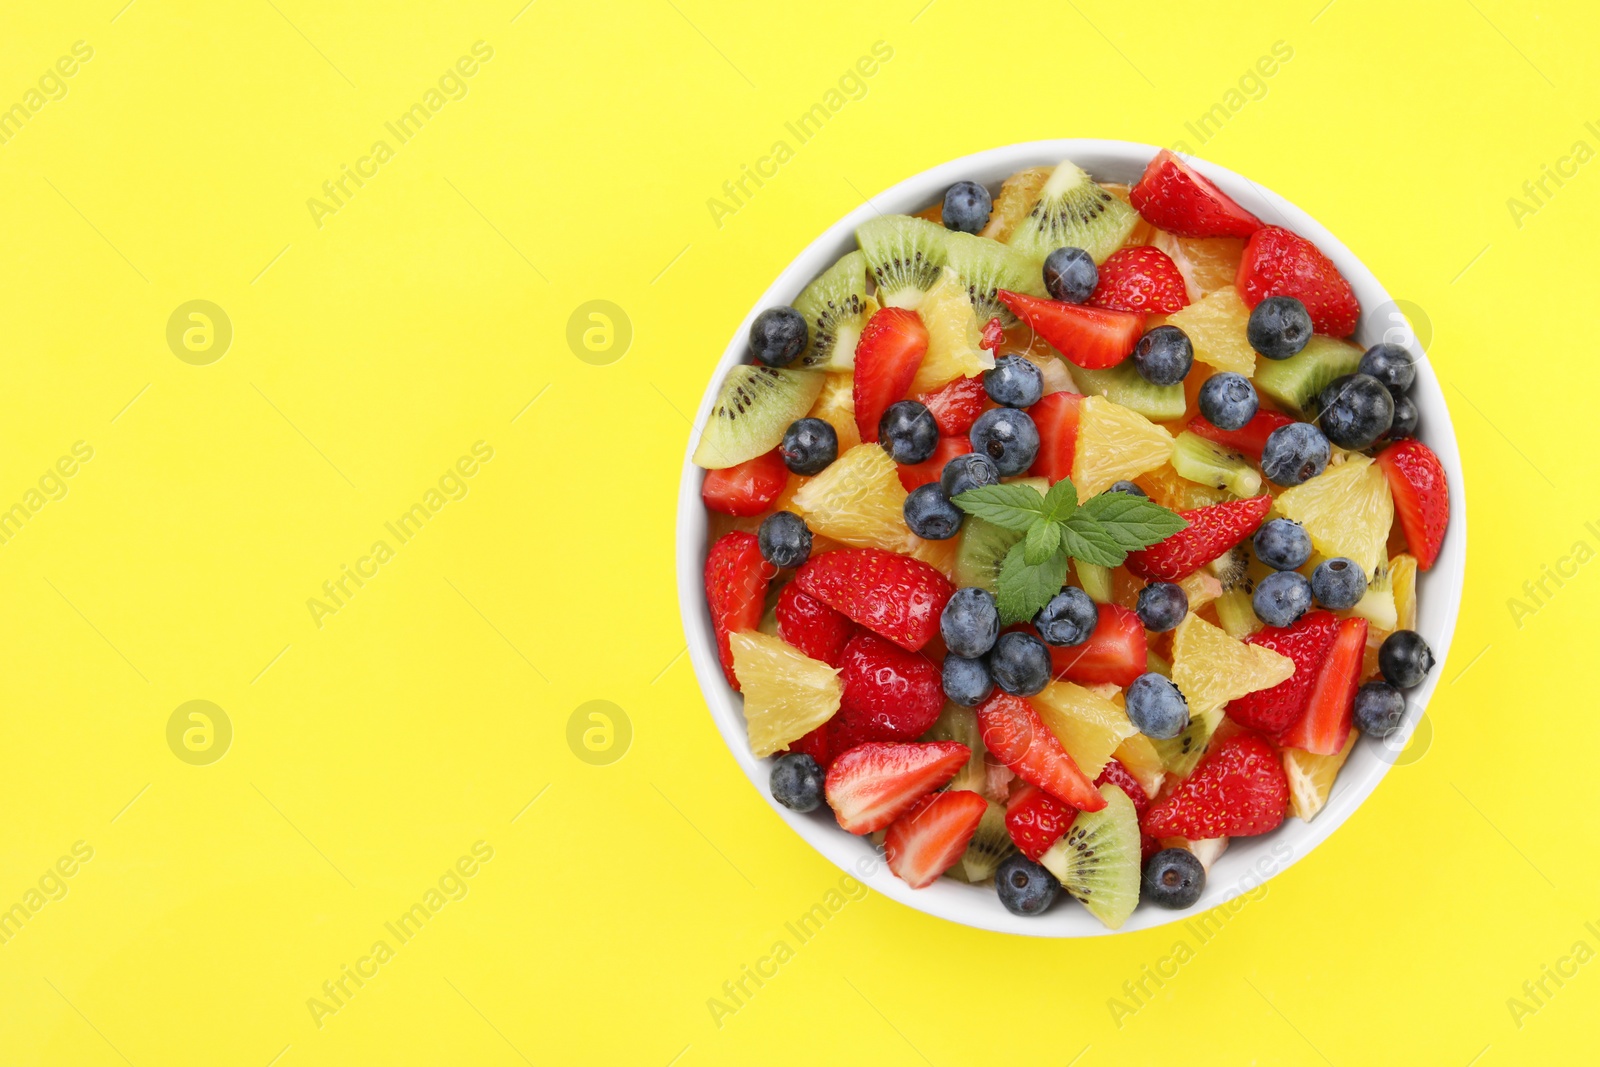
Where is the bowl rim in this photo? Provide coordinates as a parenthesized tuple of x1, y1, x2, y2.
(675, 138, 1466, 937)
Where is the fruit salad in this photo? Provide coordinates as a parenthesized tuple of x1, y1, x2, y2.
(695, 149, 1450, 929)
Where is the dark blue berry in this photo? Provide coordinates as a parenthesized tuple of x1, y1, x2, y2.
(1142, 848, 1205, 909)
(1378, 630, 1434, 689)
(1132, 325, 1194, 386)
(1358, 343, 1417, 395)
(1386, 394, 1419, 440)
(757, 511, 812, 568)
(996, 853, 1059, 916)
(1125, 672, 1189, 740)
(770, 753, 824, 812)
(942, 654, 994, 707)
(1311, 557, 1366, 610)
(1318, 374, 1394, 450)
(942, 180, 992, 234)
(1253, 518, 1312, 571)
(1198, 372, 1259, 431)
(1042, 246, 1098, 303)
(1254, 570, 1313, 627)
(1246, 296, 1312, 360)
(940, 451, 1000, 499)
(878, 400, 939, 464)
(1108, 480, 1147, 498)
(1136, 582, 1188, 632)
(903, 483, 962, 540)
(1260, 422, 1330, 487)
(941, 586, 1000, 658)
(990, 631, 1050, 696)
(969, 407, 1039, 476)
(1033, 588, 1097, 647)
(781, 417, 837, 475)
(984, 354, 1044, 408)
(1354, 681, 1405, 738)
(749, 306, 807, 367)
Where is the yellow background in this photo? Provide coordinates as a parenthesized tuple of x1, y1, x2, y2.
(0, 1, 1594, 1064)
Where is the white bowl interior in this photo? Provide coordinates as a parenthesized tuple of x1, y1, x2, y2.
(676, 140, 1465, 937)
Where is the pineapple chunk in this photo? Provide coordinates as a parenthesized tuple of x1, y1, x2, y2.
(1032, 681, 1137, 781)
(807, 372, 861, 454)
(730, 631, 842, 757)
(1072, 395, 1175, 496)
(1179, 569, 1224, 612)
(1275, 454, 1394, 576)
(1113, 734, 1166, 798)
(1172, 613, 1294, 715)
(1163, 286, 1255, 375)
(908, 268, 991, 395)
(981, 166, 1052, 243)
(792, 444, 911, 554)
(1391, 553, 1419, 630)
(1283, 731, 1358, 820)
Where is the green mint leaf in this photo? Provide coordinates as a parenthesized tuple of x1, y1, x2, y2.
(1023, 518, 1061, 566)
(997, 541, 1069, 625)
(1060, 513, 1127, 568)
(952, 483, 1046, 533)
(1041, 477, 1079, 522)
(1078, 492, 1189, 550)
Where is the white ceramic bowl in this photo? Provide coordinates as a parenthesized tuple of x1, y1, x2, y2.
(676, 139, 1466, 937)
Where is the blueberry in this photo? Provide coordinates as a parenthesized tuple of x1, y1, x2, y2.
(1386, 394, 1419, 440)
(1125, 672, 1189, 740)
(1042, 246, 1098, 303)
(1246, 296, 1312, 360)
(942, 654, 995, 707)
(1354, 681, 1406, 738)
(1142, 848, 1206, 909)
(995, 853, 1059, 916)
(1132, 325, 1195, 386)
(1108, 480, 1147, 498)
(1318, 374, 1394, 450)
(749, 306, 808, 367)
(940, 451, 1000, 499)
(758, 511, 812, 568)
(969, 407, 1040, 476)
(1253, 570, 1313, 627)
(781, 417, 838, 475)
(1260, 422, 1330, 487)
(1358, 342, 1417, 395)
(1033, 588, 1098, 647)
(1378, 630, 1434, 689)
(1311, 557, 1366, 610)
(878, 400, 939, 464)
(770, 753, 824, 812)
(990, 631, 1051, 696)
(902, 483, 963, 540)
(1198, 372, 1259, 431)
(1136, 582, 1188, 632)
(942, 180, 992, 234)
(941, 587, 1000, 658)
(984, 354, 1044, 408)
(1253, 518, 1312, 571)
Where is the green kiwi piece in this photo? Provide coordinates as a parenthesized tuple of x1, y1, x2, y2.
(1253, 335, 1363, 417)
(1068, 361, 1187, 422)
(692, 366, 824, 469)
(1076, 559, 1113, 604)
(922, 703, 987, 794)
(794, 250, 874, 371)
(1007, 161, 1139, 266)
(856, 214, 948, 309)
(943, 230, 1044, 325)
(1348, 558, 1398, 630)
(1171, 431, 1263, 498)
(1146, 650, 1172, 678)
(958, 801, 1016, 883)
(953, 517, 1023, 593)
(1152, 707, 1224, 778)
(1039, 783, 1140, 929)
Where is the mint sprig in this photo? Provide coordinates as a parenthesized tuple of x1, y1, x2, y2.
(953, 480, 1187, 624)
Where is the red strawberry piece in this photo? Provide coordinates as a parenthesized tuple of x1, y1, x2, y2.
(788, 724, 834, 768)
(704, 531, 771, 690)
(1088, 246, 1191, 315)
(824, 741, 970, 834)
(775, 583, 856, 668)
(1004, 781, 1076, 861)
(884, 789, 988, 888)
(1236, 226, 1359, 337)
(699, 448, 789, 517)
(1376, 439, 1449, 571)
(853, 307, 929, 443)
(1143, 733, 1288, 839)
(996, 290, 1144, 370)
(1047, 604, 1147, 688)
(831, 632, 945, 750)
(1027, 390, 1084, 483)
(1094, 758, 1150, 814)
(1140, 833, 1162, 863)
(896, 435, 972, 491)
(916, 375, 986, 437)
(976, 692, 1107, 812)
(979, 316, 1006, 351)
(1129, 149, 1264, 239)
(1226, 611, 1340, 734)
(795, 547, 954, 652)
(1187, 410, 1295, 461)
(1278, 616, 1367, 755)
(1125, 494, 1271, 582)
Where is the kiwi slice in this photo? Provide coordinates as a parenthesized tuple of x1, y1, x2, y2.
(1039, 783, 1140, 929)
(1207, 545, 1251, 593)
(954, 517, 1024, 593)
(1349, 558, 1399, 630)
(922, 703, 987, 794)
(1068, 361, 1186, 422)
(1213, 590, 1259, 638)
(1076, 559, 1113, 604)
(856, 214, 948, 309)
(943, 230, 1044, 325)
(1172, 431, 1263, 498)
(1146, 650, 1172, 678)
(1152, 707, 1223, 778)
(957, 800, 1015, 883)
(794, 251, 876, 371)
(1254, 335, 1363, 417)
(692, 366, 824, 469)
(1007, 161, 1139, 266)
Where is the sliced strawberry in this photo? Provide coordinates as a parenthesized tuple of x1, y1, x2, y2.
(916, 375, 986, 437)
(700, 449, 788, 516)
(787, 724, 834, 768)
(1027, 390, 1083, 483)
(832, 632, 944, 750)
(996, 290, 1144, 370)
(1129, 149, 1264, 239)
(1278, 616, 1367, 755)
(1095, 758, 1150, 814)
(1236, 226, 1359, 337)
(1226, 611, 1339, 734)
(1088, 246, 1190, 314)
(775, 583, 856, 668)
(1187, 410, 1295, 461)
(1376, 439, 1449, 571)
(795, 547, 954, 652)
(896, 435, 971, 491)
(1004, 781, 1076, 861)
(1142, 733, 1288, 839)
(824, 741, 970, 834)
(703, 531, 771, 689)
(853, 307, 929, 443)
(975, 692, 1106, 812)
(884, 789, 988, 888)
(979, 316, 1006, 351)
(1125, 494, 1270, 582)
(1140, 833, 1162, 863)
(1047, 604, 1147, 688)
